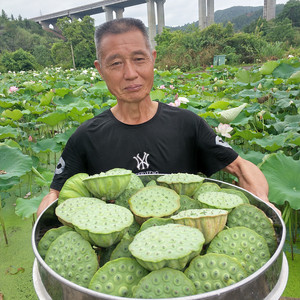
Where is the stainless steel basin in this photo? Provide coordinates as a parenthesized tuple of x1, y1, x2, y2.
(32, 178, 288, 300)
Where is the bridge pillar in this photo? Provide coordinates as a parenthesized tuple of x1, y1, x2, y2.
(263, 0, 276, 21)
(146, 0, 156, 47)
(103, 6, 114, 22)
(198, 0, 214, 29)
(207, 0, 214, 26)
(198, 0, 206, 29)
(156, 0, 166, 34)
(115, 7, 124, 19)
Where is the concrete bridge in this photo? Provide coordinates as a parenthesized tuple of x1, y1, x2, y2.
(30, 0, 276, 47)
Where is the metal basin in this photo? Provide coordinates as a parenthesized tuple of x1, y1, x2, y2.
(32, 178, 288, 300)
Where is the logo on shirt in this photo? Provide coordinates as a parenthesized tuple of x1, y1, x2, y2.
(55, 157, 65, 175)
(133, 152, 150, 170)
(215, 136, 232, 148)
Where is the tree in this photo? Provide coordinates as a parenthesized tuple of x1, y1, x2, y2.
(277, 0, 300, 27)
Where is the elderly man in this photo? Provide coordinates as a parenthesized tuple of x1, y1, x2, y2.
(37, 18, 272, 217)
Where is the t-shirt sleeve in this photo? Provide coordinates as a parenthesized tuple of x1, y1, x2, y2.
(50, 136, 86, 191)
(196, 117, 238, 177)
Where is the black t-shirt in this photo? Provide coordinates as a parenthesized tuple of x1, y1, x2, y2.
(51, 102, 238, 190)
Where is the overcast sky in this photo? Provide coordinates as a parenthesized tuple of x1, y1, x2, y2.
(1, 0, 289, 27)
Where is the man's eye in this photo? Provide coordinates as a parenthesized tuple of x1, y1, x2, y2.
(111, 61, 122, 66)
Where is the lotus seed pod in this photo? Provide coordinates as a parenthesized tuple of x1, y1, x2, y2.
(71, 203, 134, 247)
(110, 234, 134, 261)
(176, 195, 201, 213)
(133, 267, 196, 298)
(207, 226, 270, 275)
(58, 173, 92, 205)
(227, 203, 277, 255)
(55, 197, 105, 227)
(184, 253, 247, 294)
(115, 173, 144, 209)
(88, 257, 149, 297)
(219, 188, 249, 204)
(139, 217, 174, 232)
(129, 224, 205, 271)
(45, 231, 98, 288)
(197, 191, 244, 211)
(157, 173, 205, 196)
(171, 209, 228, 244)
(83, 168, 132, 201)
(193, 182, 221, 201)
(129, 186, 180, 224)
(38, 226, 73, 259)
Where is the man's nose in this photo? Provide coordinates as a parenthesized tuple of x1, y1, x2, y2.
(124, 61, 138, 79)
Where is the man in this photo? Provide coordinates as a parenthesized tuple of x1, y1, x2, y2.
(37, 18, 273, 217)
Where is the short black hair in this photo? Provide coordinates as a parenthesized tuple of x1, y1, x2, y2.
(94, 18, 151, 60)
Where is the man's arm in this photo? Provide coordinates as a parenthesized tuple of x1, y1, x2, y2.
(223, 156, 280, 214)
(37, 189, 60, 218)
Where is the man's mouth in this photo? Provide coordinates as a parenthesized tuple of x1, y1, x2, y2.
(125, 84, 142, 92)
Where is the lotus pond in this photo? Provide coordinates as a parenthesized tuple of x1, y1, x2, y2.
(0, 58, 300, 299)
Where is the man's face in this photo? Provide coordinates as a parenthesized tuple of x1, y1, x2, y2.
(94, 30, 157, 105)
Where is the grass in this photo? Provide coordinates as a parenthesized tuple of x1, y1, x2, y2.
(0, 195, 299, 299)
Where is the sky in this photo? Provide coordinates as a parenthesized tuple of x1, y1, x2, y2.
(1, 0, 289, 27)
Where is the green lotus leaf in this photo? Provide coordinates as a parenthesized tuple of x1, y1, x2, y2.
(0, 145, 33, 180)
(217, 103, 247, 123)
(0, 126, 19, 139)
(2, 109, 23, 121)
(259, 152, 300, 209)
(250, 133, 290, 152)
(36, 111, 67, 127)
(259, 60, 280, 75)
(272, 63, 299, 79)
(31, 138, 62, 153)
(287, 70, 300, 84)
(235, 69, 261, 83)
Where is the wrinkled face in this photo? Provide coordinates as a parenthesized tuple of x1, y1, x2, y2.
(94, 30, 157, 104)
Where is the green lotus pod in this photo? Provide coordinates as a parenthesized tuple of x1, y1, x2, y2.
(139, 217, 174, 232)
(197, 191, 244, 211)
(88, 257, 149, 297)
(133, 267, 196, 298)
(58, 173, 92, 205)
(71, 203, 134, 247)
(55, 197, 105, 227)
(157, 173, 205, 196)
(171, 209, 228, 244)
(218, 103, 247, 124)
(177, 195, 201, 213)
(219, 188, 249, 204)
(37, 226, 73, 259)
(207, 226, 270, 275)
(193, 182, 221, 200)
(146, 179, 157, 186)
(83, 168, 132, 201)
(110, 233, 134, 261)
(129, 186, 180, 224)
(45, 231, 98, 288)
(129, 224, 205, 271)
(227, 204, 277, 255)
(115, 173, 144, 209)
(184, 253, 247, 294)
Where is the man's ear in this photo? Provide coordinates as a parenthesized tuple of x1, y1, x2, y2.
(152, 50, 157, 62)
(94, 60, 102, 77)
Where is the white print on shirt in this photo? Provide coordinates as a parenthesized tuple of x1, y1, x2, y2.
(133, 152, 150, 170)
(215, 136, 232, 149)
(55, 157, 66, 175)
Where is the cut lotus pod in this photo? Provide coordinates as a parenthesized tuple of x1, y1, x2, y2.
(38, 226, 73, 259)
(129, 224, 205, 271)
(45, 231, 98, 288)
(71, 203, 134, 247)
(193, 182, 221, 201)
(110, 233, 134, 261)
(207, 226, 270, 275)
(139, 217, 174, 232)
(58, 173, 92, 205)
(184, 253, 247, 294)
(129, 186, 180, 224)
(171, 209, 228, 244)
(83, 168, 132, 201)
(157, 173, 205, 196)
(133, 267, 196, 298)
(197, 191, 244, 211)
(115, 173, 144, 209)
(88, 257, 149, 297)
(176, 195, 201, 213)
(219, 188, 249, 204)
(227, 203, 277, 255)
(55, 197, 105, 227)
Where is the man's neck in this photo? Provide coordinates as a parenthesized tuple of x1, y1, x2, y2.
(111, 100, 158, 125)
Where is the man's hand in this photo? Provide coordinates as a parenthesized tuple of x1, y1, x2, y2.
(223, 156, 281, 215)
(37, 189, 60, 218)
